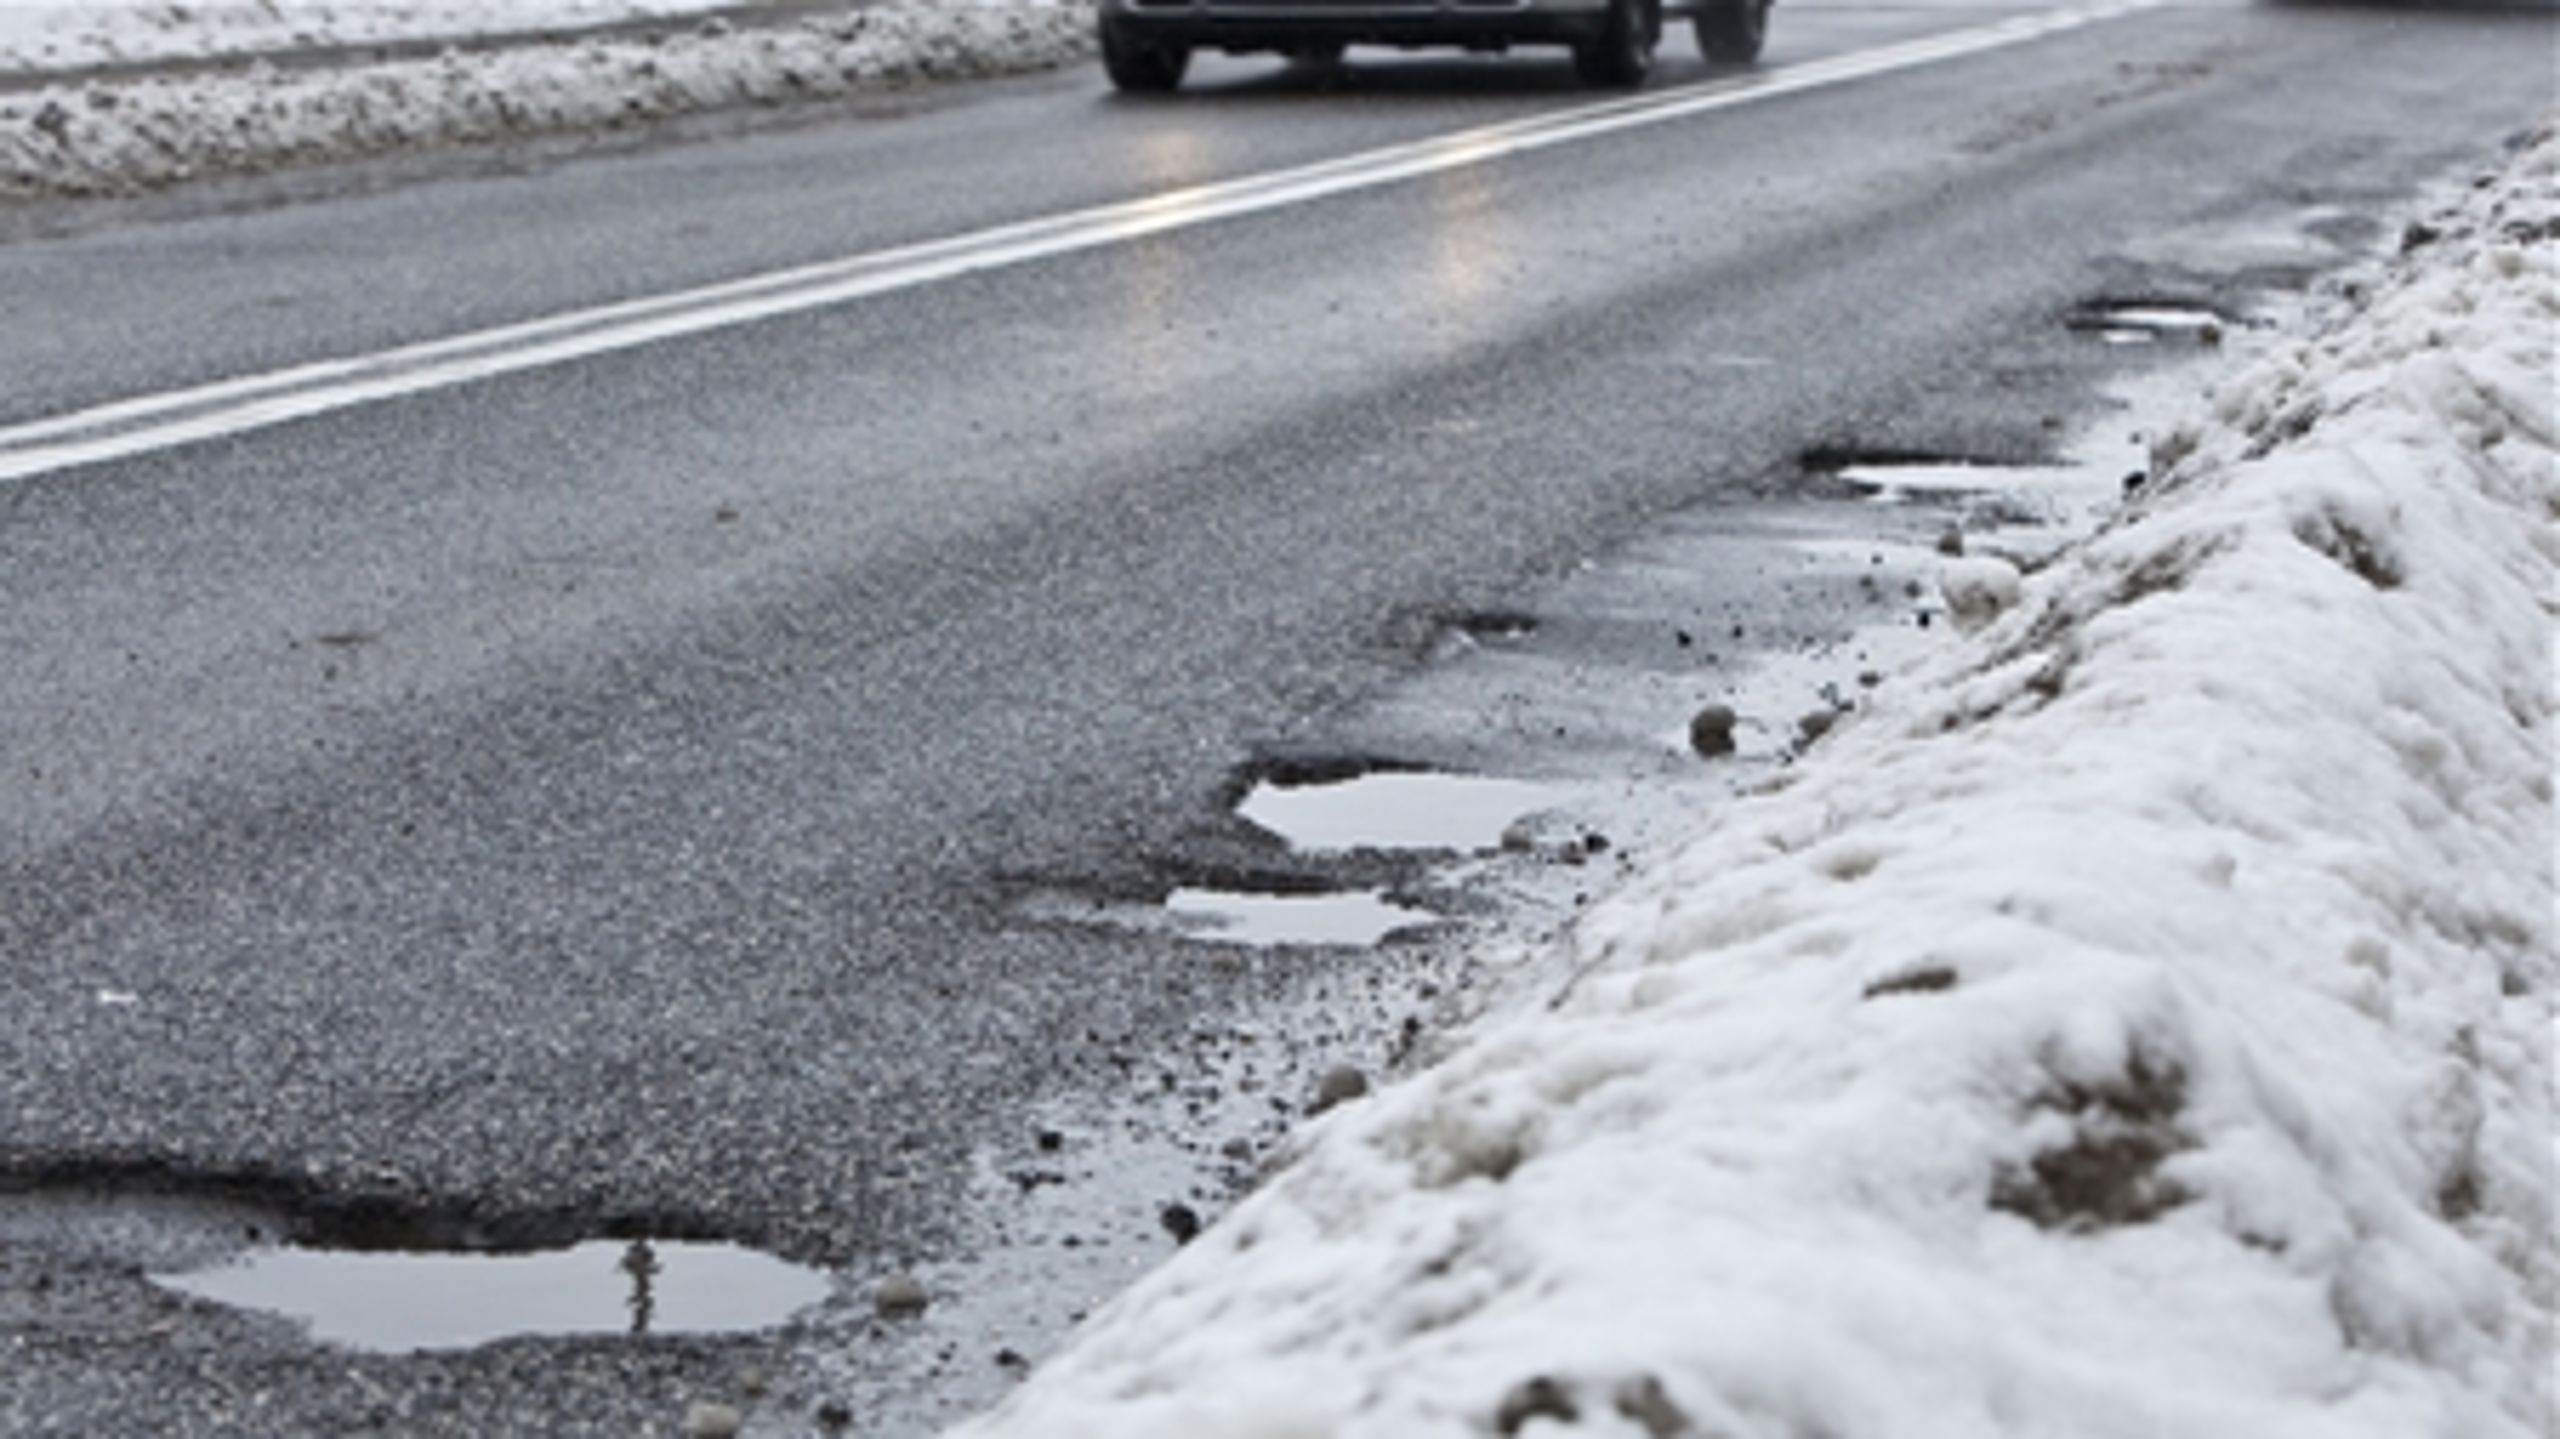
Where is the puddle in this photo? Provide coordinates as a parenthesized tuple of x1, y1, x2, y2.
(1237, 772, 1567, 853)
(2067, 303, 2228, 343)
(1833, 461, 2097, 500)
(1164, 886, 1428, 948)
(154, 1237, 831, 1352)
(1444, 609, 1540, 641)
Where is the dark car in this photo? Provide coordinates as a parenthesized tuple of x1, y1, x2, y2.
(1097, 0, 1769, 92)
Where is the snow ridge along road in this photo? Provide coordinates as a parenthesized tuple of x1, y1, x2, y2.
(0, 2, 1095, 198)
(0, 0, 2167, 489)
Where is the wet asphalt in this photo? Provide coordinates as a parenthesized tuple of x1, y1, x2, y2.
(2, 1, 2554, 1432)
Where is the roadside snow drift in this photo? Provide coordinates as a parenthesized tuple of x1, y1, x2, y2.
(0, 2, 743, 72)
(955, 129, 2558, 1439)
(0, 3, 1091, 199)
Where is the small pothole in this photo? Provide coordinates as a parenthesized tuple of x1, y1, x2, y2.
(1235, 769, 1569, 854)
(1163, 886, 1433, 949)
(1444, 609, 1540, 642)
(2065, 301, 2231, 346)
(1009, 865, 1437, 952)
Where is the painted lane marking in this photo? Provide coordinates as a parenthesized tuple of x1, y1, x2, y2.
(0, 0, 2163, 485)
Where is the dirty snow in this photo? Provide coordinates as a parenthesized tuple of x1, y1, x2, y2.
(0, 1, 1091, 198)
(954, 126, 2558, 1439)
(0, 2, 739, 72)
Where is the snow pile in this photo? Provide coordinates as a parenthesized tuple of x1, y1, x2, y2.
(956, 129, 2558, 1439)
(0, 3, 1092, 199)
(0, 1, 737, 73)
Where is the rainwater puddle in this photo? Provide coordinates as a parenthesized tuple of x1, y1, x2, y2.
(1237, 772, 1566, 852)
(1164, 886, 1427, 948)
(1835, 461, 2097, 501)
(2068, 303, 2228, 344)
(154, 1237, 831, 1352)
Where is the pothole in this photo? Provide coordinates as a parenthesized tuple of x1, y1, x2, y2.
(1010, 865, 1439, 952)
(2, 1179, 830, 1354)
(1829, 459, 2091, 506)
(1798, 449, 2131, 561)
(1443, 609, 1540, 642)
(1235, 769, 1571, 853)
(158, 1236, 831, 1353)
(2065, 301, 2232, 346)
(1163, 886, 1432, 949)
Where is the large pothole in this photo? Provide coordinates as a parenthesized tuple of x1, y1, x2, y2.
(0, 1175, 831, 1353)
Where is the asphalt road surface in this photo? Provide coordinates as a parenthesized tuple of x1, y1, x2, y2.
(1, 1, 2551, 1432)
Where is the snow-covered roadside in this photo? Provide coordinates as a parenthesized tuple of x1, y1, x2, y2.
(952, 126, 2558, 1439)
(0, 1, 744, 73)
(0, 3, 1092, 200)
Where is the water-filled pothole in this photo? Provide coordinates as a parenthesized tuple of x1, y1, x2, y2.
(1236, 771, 1567, 853)
(2, 1177, 832, 1354)
(1164, 886, 1430, 948)
(155, 1235, 831, 1352)
(1831, 461, 2090, 501)
(2066, 302, 2229, 345)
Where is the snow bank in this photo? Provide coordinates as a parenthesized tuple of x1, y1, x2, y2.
(0, 3, 1092, 199)
(955, 128, 2558, 1439)
(0, 2, 739, 73)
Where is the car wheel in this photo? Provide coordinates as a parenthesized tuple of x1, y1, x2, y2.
(1573, 0, 1656, 88)
(1693, 0, 1767, 64)
(1290, 43, 1347, 67)
(1100, 15, 1190, 93)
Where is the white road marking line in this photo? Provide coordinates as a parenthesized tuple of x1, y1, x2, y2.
(0, 0, 2162, 486)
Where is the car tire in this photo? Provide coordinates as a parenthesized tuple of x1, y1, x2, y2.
(1572, 0, 1656, 88)
(1100, 15, 1190, 93)
(1693, 0, 1768, 64)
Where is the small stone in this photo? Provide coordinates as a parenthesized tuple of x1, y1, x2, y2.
(1940, 556, 2024, 632)
(683, 1402, 743, 1439)
(1687, 704, 1738, 759)
(1613, 1375, 1693, 1438)
(874, 1273, 930, 1318)
(1035, 1128, 1065, 1153)
(1220, 1137, 1253, 1161)
(1496, 1376, 1579, 1435)
(738, 1369, 768, 1400)
(1673, 628, 1693, 648)
(1159, 1202, 1202, 1244)
(713, 505, 740, 523)
(1311, 1064, 1370, 1113)
(815, 1400, 854, 1431)
(1797, 708, 1840, 745)
(1863, 965, 1959, 999)
(1935, 525, 1965, 557)
(994, 1346, 1029, 1369)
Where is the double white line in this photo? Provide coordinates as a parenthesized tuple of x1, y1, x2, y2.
(0, 0, 2160, 487)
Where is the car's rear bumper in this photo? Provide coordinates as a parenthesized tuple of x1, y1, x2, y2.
(1100, 0, 1613, 52)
